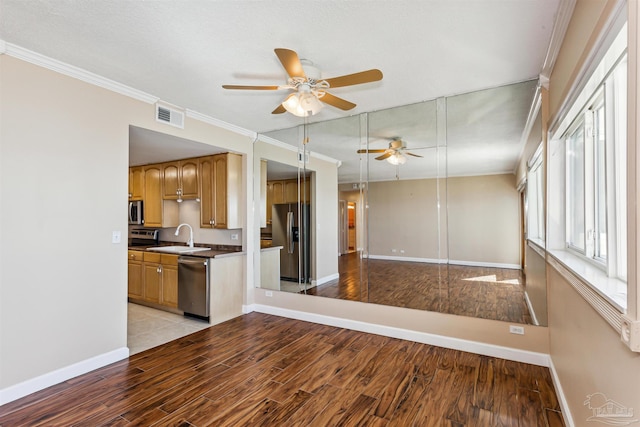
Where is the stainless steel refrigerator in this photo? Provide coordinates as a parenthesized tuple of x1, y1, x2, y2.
(272, 203, 310, 282)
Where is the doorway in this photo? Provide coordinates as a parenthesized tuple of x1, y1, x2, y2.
(347, 202, 356, 253)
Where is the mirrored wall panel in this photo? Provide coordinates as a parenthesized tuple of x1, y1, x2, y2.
(257, 80, 546, 326)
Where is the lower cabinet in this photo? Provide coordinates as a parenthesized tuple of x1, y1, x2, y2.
(160, 258, 178, 308)
(128, 251, 179, 310)
(127, 250, 144, 299)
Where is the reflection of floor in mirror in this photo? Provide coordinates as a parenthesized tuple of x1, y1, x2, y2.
(305, 252, 533, 324)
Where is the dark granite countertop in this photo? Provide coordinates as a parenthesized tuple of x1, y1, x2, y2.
(128, 242, 244, 259)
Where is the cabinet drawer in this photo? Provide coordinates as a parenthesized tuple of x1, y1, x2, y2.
(128, 250, 144, 262)
(143, 252, 161, 263)
(160, 254, 179, 266)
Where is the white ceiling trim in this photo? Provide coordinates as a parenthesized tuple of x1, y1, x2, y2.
(186, 109, 256, 139)
(0, 39, 259, 140)
(540, 0, 577, 80)
(256, 134, 341, 166)
(0, 40, 159, 104)
(515, 0, 575, 175)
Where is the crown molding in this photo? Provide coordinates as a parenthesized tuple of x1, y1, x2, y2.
(1, 41, 159, 104)
(256, 134, 341, 165)
(185, 109, 256, 138)
(1, 40, 261, 139)
(541, 0, 577, 80)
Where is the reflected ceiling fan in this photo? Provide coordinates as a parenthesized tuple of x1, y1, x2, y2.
(222, 48, 383, 117)
(357, 138, 430, 165)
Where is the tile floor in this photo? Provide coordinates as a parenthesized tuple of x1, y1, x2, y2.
(127, 303, 210, 355)
(279, 280, 317, 293)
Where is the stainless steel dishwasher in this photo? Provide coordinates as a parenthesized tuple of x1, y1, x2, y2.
(178, 256, 210, 318)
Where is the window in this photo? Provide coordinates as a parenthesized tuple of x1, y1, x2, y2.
(563, 55, 627, 281)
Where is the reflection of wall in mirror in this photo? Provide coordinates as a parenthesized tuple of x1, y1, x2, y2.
(367, 174, 520, 268)
(447, 174, 520, 268)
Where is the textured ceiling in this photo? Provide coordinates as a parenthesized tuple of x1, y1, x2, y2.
(0, 1, 560, 181)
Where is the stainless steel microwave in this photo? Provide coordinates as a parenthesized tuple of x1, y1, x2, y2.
(128, 201, 143, 225)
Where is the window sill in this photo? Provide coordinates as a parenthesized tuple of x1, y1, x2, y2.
(547, 249, 626, 312)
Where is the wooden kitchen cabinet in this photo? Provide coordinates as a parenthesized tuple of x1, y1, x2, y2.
(162, 158, 199, 201)
(284, 180, 298, 203)
(130, 252, 179, 309)
(199, 153, 242, 229)
(265, 177, 311, 223)
(128, 166, 145, 201)
(143, 164, 179, 228)
(160, 254, 179, 308)
(127, 250, 144, 299)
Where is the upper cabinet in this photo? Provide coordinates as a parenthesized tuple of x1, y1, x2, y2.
(265, 177, 311, 224)
(130, 153, 241, 230)
(142, 164, 179, 228)
(199, 153, 243, 230)
(129, 166, 144, 201)
(162, 159, 199, 201)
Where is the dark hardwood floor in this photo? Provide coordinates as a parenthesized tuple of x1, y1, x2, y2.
(304, 252, 533, 324)
(0, 313, 563, 426)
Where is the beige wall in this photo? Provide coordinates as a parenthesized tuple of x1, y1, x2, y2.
(0, 55, 254, 391)
(548, 268, 640, 424)
(545, 0, 640, 423)
(447, 174, 520, 267)
(367, 174, 519, 266)
(367, 178, 441, 260)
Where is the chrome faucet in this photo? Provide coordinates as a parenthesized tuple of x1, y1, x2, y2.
(175, 223, 194, 247)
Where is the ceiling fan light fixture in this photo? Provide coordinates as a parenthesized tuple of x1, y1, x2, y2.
(282, 92, 324, 117)
(387, 152, 407, 165)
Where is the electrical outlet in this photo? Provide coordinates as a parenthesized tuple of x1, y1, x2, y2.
(265, 291, 273, 297)
(231, 233, 239, 240)
(112, 231, 121, 244)
(391, 249, 397, 253)
(400, 249, 405, 254)
(509, 325, 525, 335)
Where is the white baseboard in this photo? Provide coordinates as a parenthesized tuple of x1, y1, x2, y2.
(0, 347, 129, 406)
(448, 259, 522, 270)
(250, 304, 550, 367)
(524, 291, 540, 326)
(311, 273, 340, 287)
(548, 357, 575, 426)
(365, 255, 520, 270)
(367, 254, 446, 264)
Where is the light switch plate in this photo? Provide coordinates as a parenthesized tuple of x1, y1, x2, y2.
(112, 231, 121, 244)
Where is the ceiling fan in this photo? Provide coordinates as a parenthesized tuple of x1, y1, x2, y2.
(222, 48, 383, 117)
(357, 138, 429, 165)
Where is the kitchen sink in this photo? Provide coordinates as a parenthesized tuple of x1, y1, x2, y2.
(146, 246, 211, 254)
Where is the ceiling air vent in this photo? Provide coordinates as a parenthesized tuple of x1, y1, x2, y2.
(155, 103, 185, 129)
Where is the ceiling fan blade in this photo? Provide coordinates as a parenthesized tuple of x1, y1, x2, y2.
(324, 69, 383, 88)
(375, 152, 392, 161)
(274, 48, 306, 79)
(356, 149, 387, 154)
(272, 104, 286, 114)
(321, 92, 356, 110)
(222, 84, 281, 90)
(406, 152, 423, 158)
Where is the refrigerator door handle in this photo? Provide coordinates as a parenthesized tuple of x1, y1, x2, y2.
(287, 211, 294, 254)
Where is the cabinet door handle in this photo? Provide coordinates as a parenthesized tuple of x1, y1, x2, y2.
(157, 266, 162, 274)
